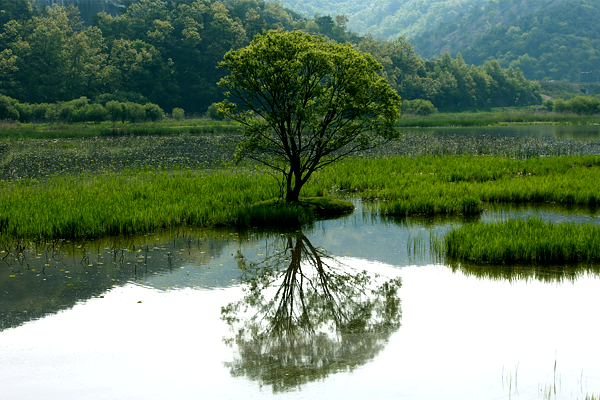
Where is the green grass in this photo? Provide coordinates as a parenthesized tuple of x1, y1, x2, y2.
(0, 119, 241, 140)
(2, 155, 600, 240)
(237, 197, 354, 228)
(0, 168, 354, 240)
(313, 155, 600, 216)
(397, 109, 600, 127)
(444, 217, 600, 264)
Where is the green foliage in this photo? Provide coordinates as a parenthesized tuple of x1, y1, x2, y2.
(444, 217, 600, 264)
(0, 94, 164, 123)
(0, 0, 541, 115)
(0, 94, 20, 120)
(360, 37, 541, 110)
(218, 30, 401, 201)
(206, 103, 223, 120)
(276, 0, 486, 41)
(402, 99, 437, 115)
(553, 96, 600, 115)
(171, 107, 185, 121)
(411, 0, 600, 82)
(236, 197, 354, 228)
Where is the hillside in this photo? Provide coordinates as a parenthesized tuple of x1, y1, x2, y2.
(276, 0, 490, 40)
(410, 0, 600, 82)
(0, 0, 540, 116)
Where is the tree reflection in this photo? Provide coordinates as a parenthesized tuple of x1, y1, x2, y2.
(221, 231, 402, 392)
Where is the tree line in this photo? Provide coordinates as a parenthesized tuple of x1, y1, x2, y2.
(0, 0, 540, 118)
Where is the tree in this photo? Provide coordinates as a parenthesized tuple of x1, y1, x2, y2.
(217, 30, 401, 202)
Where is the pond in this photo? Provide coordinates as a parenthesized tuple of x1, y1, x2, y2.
(1, 203, 599, 400)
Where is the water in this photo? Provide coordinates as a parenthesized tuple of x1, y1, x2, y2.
(1, 204, 600, 400)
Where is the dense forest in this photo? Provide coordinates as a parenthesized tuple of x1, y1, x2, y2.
(276, 0, 489, 41)
(0, 0, 540, 119)
(411, 0, 600, 82)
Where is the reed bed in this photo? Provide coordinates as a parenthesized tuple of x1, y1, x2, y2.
(2, 154, 600, 240)
(0, 119, 240, 140)
(397, 111, 600, 127)
(443, 217, 600, 264)
(313, 155, 600, 216)
(0, 170, 285, 239)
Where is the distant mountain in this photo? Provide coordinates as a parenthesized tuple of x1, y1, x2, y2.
(409, 0, 600, 82)
(277, 0, 489, 40)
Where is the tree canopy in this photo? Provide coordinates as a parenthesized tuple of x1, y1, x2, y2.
(217, 30, 401, 202)
(0, 0, 541, 115)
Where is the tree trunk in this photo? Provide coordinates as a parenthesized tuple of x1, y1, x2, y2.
(285, 169, 303, 202)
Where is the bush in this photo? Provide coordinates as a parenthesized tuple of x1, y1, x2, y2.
(172, 107, 185, 121)
(541, 99, 554, 111)
(124, 102, 146, 123)
(85, 104, 108, 123)
(94, 91, 148, 106)
(207, 103, 223, 120)
(402, 99, 437, 115)
(0, 94, 20, 121)
(553, 98, 567, 113)
(106, 100, 124, 123)
(144, 103, 165, 121)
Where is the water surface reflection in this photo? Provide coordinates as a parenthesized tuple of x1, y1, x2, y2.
(221, 231, 402, 392)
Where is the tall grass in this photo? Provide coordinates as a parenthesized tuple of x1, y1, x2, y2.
(2, 155, 600, 240)
(0, 119, 240, 140)
(0, 170, 277, 239)
(397, 110, 600, 127)
(311, 155, 600, 216)
(443, 217, 600, 264)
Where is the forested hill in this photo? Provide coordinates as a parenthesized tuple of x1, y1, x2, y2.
(30, 0, 128, 24)
(410, 0, 600, 82)
(277, 0, 489, 40)
(0, 0, 540, 117)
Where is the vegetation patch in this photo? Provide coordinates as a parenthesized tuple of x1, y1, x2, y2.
(236, 197, 354, 228)
(444, 217, 600, 264)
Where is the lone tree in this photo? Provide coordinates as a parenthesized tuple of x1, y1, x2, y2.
(217, 30, 401, 202)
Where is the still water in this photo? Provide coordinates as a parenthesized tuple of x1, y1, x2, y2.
(1, 203, 599, 400)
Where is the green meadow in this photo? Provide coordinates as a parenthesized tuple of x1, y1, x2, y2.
(1, 120, 600, 242)
(2, 152, 600, 240)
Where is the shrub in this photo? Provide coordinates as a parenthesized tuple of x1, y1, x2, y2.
(402, 99, 437, 115)
(172, 107, 185, 121)
(84, 104, 108, 123)
(144, 103, 165, 121)
(207, 103, 223, 120)
(0, 94, 20, 121)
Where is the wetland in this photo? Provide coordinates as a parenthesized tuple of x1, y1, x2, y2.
(1, 123, 600, 399)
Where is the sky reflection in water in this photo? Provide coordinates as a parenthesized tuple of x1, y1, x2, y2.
(1, 203, 600, 399)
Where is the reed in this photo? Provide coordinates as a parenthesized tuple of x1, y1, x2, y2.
(2, 154, 600, 240)
(397, 110, 600, 127)
(443, 217, 600, 264)
(312, 155, 600, 215)
(0, 119, 240, 140)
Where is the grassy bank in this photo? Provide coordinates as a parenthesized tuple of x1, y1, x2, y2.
(444, 217, 600, 264)
(398, 109, 600, 127)
(0, 119, 241, 140)
(2, 155, 599, 240)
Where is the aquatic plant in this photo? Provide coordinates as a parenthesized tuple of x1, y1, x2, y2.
(444, 217, 600, 264)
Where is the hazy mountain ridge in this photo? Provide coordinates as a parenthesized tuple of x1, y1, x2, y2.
(277, 0, 489, 40)
(410, 0, 600, 81)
